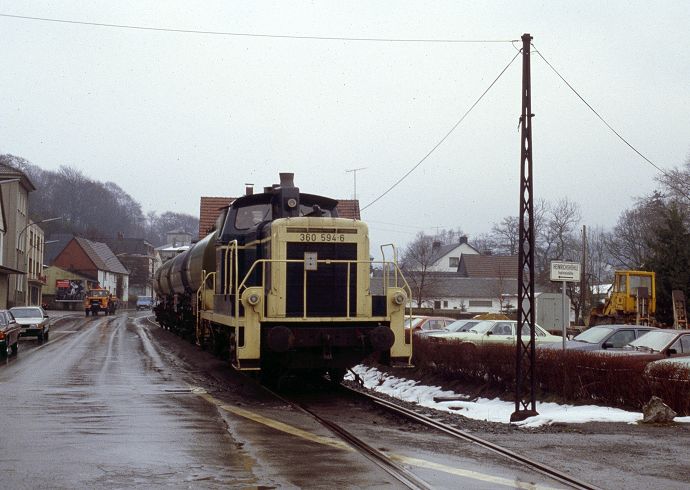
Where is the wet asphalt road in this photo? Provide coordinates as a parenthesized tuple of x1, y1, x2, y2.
(0, 312, 253, 488)
(0, 311, 570, 489)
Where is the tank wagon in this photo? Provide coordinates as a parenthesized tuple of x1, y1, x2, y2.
(153, 173, 412, 382)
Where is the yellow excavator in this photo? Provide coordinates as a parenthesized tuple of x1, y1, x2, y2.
(588, 270, 656, 326)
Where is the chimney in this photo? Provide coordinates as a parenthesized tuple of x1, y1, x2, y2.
(432, 240, 441, 251)
(279, 172, 295, 188)
(459, 236, 468, 245)
(245, 183, 254, 196)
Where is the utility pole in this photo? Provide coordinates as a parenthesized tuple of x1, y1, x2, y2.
(345, 167, 367, 200)
(580, 225, 587, 325)
(512, 33, 537, 423)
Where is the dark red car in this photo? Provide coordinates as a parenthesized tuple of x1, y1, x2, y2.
(0, 310, 20, 358)
(404, 315, 455, 342)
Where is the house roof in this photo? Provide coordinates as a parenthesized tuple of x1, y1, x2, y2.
(372, 274, 518, 298)
(0, 162, 36, 192)
(198, 195, 360, 240)
(458, 255, 519, 279)
(73, 237, 129, 275)
(199, 196, 235, 239)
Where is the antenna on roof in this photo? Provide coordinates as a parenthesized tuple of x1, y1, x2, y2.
(345, 167, 367, 200)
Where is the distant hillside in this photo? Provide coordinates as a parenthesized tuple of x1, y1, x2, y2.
(0, 154, 198, 246)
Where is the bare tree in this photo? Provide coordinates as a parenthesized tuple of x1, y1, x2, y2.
(490, 216, 519, 255)
(400, 232, 443, 307)
(606, 193, 665, 269)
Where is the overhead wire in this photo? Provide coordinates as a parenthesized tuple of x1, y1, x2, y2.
(361, 49, 521, 211)
(532, 44, 690, 202)
(0, 13, 516, 43)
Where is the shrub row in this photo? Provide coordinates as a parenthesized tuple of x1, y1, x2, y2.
(413, 337, 690, 416)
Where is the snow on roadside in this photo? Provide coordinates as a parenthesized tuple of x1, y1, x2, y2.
(347, 365, 690, 427)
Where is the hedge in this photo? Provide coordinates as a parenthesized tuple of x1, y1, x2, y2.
(413, 337, 690, 416)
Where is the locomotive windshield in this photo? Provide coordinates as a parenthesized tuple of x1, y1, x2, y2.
(235, 204, 271, 230)
(234, 197, 337, 230)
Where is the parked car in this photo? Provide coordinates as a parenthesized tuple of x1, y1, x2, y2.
(539, 324, 656, 351)
(423, 319, 483, 339)
(596, 329, 690, 360)
(404, 315, 455, 342)
(427, 319, 562, 346)
(0, 310, 20, 358)
(10, 306, 51, 343)
(136, 296, 154, 310)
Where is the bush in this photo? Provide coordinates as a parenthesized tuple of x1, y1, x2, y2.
(414, 336, 690, 415)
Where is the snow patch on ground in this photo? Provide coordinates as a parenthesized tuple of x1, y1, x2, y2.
(347, 365, 690, 427)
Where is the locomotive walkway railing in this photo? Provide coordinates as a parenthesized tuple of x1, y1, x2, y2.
(231, 258, 411, 322)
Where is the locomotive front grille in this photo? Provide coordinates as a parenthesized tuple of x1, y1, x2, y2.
(285, 242, 357, 317)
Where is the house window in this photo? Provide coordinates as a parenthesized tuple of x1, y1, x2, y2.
(443, 301, 448, 308)
(468, 300, 493, 307)
(448, 257, 459, 268)
(433, 300, 441, 309)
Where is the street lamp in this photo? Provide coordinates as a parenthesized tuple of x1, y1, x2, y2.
(16, 216, 62, 306)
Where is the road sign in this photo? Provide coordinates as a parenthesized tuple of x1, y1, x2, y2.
(550, 261, 581, 282)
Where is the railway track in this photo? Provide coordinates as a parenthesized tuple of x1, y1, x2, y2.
(341, 383, 600, 490)
(263, 376, 600, 490)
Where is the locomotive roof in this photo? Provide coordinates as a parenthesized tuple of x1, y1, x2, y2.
(231, 191, 338, 210)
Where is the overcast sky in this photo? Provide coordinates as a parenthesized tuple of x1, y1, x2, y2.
(1, 1, 689, 256)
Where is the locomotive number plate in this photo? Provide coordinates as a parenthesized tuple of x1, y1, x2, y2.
(298, 233, 345, 242)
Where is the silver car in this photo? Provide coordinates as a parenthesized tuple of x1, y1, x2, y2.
(10, 306, 51, 343)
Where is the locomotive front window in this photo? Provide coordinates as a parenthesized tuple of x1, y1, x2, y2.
(235, 204, 272, 230)
(299, 204, 333, 217)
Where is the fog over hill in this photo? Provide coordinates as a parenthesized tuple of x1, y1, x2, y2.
(0, 153, 198, 247)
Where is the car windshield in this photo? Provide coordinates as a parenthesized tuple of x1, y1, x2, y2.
(404, 317, 425, 329)
(447, 320, 479, 332)
(574, 326, 613, 344)
(89, 290, 109, 297)
(10, 307, 43, 318)
(628, 331, 678, 351)
(469, 320, 497, 334)
(138, 297, 152, 302)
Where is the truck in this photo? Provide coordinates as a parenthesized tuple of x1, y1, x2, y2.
(84, 287, 118, 316)
(588, 270, 656, 326)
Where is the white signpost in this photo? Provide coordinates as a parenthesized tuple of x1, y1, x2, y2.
(550, 261, 581, 349)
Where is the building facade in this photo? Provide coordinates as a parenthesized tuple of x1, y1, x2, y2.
(52, 237, 130, 301)
(0, 163, 37, 308)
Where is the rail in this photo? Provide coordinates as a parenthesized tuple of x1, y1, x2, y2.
(344, 385, 600, 490)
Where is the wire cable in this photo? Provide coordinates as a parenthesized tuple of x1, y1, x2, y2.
(533, 44, 690, 201)
(361, 49, 521, 211)
(0, 13, 516, 43)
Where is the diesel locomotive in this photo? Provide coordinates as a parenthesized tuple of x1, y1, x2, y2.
(153, 173, 412, 381)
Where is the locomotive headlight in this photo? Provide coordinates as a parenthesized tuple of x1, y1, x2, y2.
(287, 198, 298, 208)
(392, 292, 406, 305)
(247, 293, 260, 306)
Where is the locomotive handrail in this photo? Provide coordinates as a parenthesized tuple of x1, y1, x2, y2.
(196, 270, 216, 344)
(220, 240, 239, 296)
(235, 258, 412, 320)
